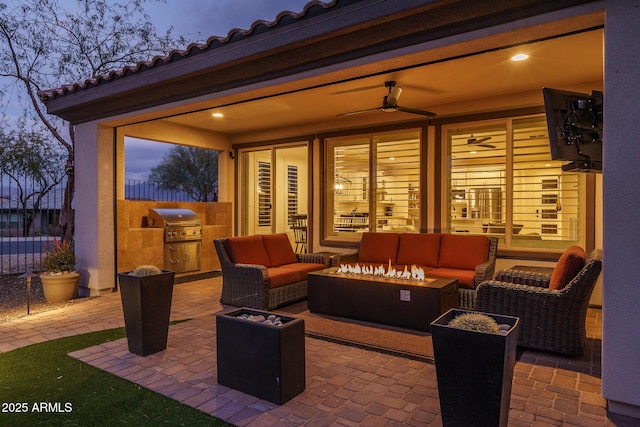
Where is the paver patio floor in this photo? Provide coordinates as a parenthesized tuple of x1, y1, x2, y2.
(1, 276, 637, 426)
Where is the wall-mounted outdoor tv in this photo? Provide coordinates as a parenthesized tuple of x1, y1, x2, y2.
(542, 87, 603, 172)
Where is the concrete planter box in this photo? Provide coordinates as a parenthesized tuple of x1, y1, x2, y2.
(216, 308, 305, 404)
(431, 309, 519, 427)
(118, 270, 175, 356)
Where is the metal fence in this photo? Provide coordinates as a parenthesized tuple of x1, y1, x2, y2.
(0, 174, 65, 274)
(125, 179, 198, 201)
(0, 178, 200, 274)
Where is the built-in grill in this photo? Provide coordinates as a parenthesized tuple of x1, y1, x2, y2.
(148, 208, 202, 273)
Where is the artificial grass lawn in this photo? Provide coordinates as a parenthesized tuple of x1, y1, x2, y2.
(0, 327, 232, 426)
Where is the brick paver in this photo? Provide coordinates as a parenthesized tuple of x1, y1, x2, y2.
(2, 277, 639, 425)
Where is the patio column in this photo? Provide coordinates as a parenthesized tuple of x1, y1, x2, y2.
(602, 0, 640, 418)
(74, 122, 116, 296)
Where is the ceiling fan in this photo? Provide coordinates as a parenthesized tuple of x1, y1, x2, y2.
(337, 81, 436, 117)
(467, 135, 496, 149)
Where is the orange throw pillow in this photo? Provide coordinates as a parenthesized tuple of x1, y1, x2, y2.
(396, 233, 441, 267)
(438, 234, 489, 270)
(262, 233, 298, 267)
(358, 232, 400, 265)
(224, 235, 271, 267)
(549, 246, 586, 290)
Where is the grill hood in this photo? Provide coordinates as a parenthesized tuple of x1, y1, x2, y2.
(148, 208, 201, 227)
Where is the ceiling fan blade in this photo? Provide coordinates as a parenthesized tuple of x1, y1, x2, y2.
(468, 136, 492, 144)
(477, 143, 496, 149)
(338, 80, 438, 118)
(402, 83, 447, 95)
(331, 84, 380, 95)
(395, 106, 437, 117)
(336, 107, 382, 117)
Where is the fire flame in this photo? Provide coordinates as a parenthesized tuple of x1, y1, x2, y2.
(336, 262, 426, 281)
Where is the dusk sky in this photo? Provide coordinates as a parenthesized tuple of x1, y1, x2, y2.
(122, 0, 311, 180)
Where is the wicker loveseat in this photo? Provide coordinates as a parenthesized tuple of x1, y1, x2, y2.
(214, 233, 329, 310)
(476, 247, 602, 356)
(335, 232, 498, 309)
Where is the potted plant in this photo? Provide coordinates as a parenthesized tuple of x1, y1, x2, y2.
(117, 265, 175, 356)
(39, 239, 80, 303)
(430, 309, 519, 427)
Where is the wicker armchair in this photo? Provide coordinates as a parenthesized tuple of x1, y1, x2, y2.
(476, 249, 602, 356)
(214, 238, 329, 310)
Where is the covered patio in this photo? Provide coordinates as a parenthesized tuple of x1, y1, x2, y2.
(37, 0, 640, 419)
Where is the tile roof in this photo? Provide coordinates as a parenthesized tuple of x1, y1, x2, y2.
(37, 0, 341, 103)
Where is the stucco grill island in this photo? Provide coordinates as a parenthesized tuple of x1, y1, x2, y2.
(147, 208, 203, 274)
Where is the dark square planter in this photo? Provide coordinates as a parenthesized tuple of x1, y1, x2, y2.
(118, 270, 175, 356)
(430, 309, 519, 427)
(216, 308, 305, 404)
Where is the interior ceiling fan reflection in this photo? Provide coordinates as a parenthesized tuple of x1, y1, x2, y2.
(467, 135, 496, 149)
(337, 81, 437, 117)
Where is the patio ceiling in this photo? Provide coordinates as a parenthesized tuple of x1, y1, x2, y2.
(162, 29, 603, 137)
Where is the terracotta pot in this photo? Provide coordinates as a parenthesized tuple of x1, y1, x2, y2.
(40, 272, 80, 303)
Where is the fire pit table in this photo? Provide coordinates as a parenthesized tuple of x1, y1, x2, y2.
(308, 268, 458, 331)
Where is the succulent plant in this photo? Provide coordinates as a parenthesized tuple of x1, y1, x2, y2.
(129, 265, 163, 277)
(448, 312, 500, 334)
(42, 239, 78, 274)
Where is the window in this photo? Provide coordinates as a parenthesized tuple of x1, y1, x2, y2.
(258, 161, 271, 227)
(445, 115, 583, 251)
(448, 123, 506, 234)
(287, 165, 298, 225)
(324, 129, 421, 240)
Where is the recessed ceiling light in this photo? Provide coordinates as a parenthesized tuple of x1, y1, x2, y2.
(511, 53, 529, 61)
(389, 157, 395, 160)
(212, 112, 224, 118)
(470, 151, 477, 154)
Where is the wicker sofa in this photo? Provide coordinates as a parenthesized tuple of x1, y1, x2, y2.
(214, 233, 329, 310)
(335, 232, 498, 309)
(476, 247, 602, 356)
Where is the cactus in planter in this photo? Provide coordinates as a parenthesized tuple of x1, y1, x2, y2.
(130, 265, 163, 277)
(432, 308, 520, 426)
(448, 312, 501, 334)
(119, 265, 175, 356)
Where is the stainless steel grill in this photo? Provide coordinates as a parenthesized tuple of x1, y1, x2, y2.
(148, 208, 202, 273)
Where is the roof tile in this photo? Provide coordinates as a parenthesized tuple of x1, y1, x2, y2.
(38, 0, 338, 102)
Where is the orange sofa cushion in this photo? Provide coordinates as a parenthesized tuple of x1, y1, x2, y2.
(358, 232, 400, 265)
(438, 234, 489, 270)
(396, 233, 441, 267)
(266, 267, 302, 289)
(224, 235, 271, 267)
(262, 233, 298, 267)
(279, 262, 327, 279)
(549, 246, 586, 290)
(428, 268, 476, 289)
